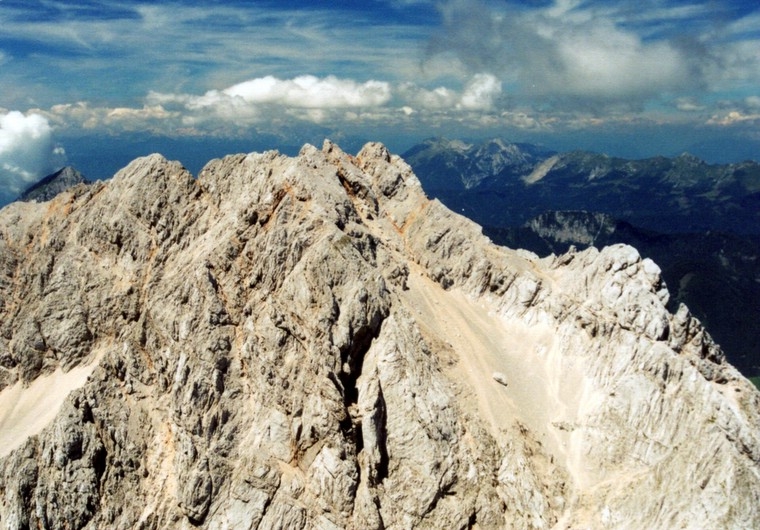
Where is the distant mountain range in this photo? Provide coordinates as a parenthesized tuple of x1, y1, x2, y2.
(404, 137, 760, 234)
(403, 138, 760, 379)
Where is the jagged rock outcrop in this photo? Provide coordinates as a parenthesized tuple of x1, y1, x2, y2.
(0, 141, 759, 529)
(490, 210, 760, 378)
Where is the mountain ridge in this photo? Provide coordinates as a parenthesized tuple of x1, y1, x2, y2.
(486, 210, 760, 377)
(0, 141, 758, 528)
(403, 137, 760, 380)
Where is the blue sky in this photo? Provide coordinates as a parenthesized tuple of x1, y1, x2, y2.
(1, 0, 759, 199)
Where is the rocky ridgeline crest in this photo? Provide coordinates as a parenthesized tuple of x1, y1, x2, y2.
(0, 141, 758, 529)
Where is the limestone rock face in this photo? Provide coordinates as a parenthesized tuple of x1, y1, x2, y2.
(0, 141, 758, 529)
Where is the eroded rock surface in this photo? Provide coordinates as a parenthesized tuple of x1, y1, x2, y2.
(0, 141, 758, 529)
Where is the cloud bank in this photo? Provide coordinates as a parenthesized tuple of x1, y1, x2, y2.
(399, 73, 502, 111)
(427, 0, 710, 105)
(0, 111, 66, 198)
(151, 75, 393, 112)
(43, 73, 504, 136)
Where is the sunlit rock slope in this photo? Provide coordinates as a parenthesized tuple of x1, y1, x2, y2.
(0, 141, 758, 529)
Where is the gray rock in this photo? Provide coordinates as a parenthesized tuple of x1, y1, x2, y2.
(18, 166, 90, 203)
(0, 141, 758, 529)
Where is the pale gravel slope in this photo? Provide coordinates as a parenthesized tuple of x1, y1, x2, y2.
(0, 359, 99, 458)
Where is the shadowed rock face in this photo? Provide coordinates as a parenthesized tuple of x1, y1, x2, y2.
(17, 166, 90, 203)
(0, 141, 758, 529)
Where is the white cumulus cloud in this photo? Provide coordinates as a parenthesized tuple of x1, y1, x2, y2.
(153, 75, 392, 112)
(0, 111, 66, 199)
(707, 110, 760, 126)
(397, 83, 459, 110)
(143, 75, 394, 131)
(398, 73, 501, 111)
(223, 75, 392, 108)
(459, 73, 501, 110)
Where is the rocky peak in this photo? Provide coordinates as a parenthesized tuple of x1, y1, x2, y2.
(0, 141, 758, 529)
(17, 166, 90, 203)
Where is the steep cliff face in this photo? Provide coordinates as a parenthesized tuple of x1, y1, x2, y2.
(0, 141, 758, 529)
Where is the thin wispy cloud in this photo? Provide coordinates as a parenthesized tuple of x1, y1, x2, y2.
(0, 2, 427, 103)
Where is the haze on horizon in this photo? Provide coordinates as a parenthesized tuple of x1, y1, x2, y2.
(1, 0, 759, 202)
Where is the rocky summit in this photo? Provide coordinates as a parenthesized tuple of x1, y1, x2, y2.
(0, 141, 758, 529)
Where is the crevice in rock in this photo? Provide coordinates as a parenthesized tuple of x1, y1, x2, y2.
(335, 315, 387, 491)
(373, 383, 389, 484)
(340, 323, 377, 407)
(421, 483, 446, 519)
(254, 492, 275, 530)
(374, 497, 386, 530)
(92, 443, 107, 486)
